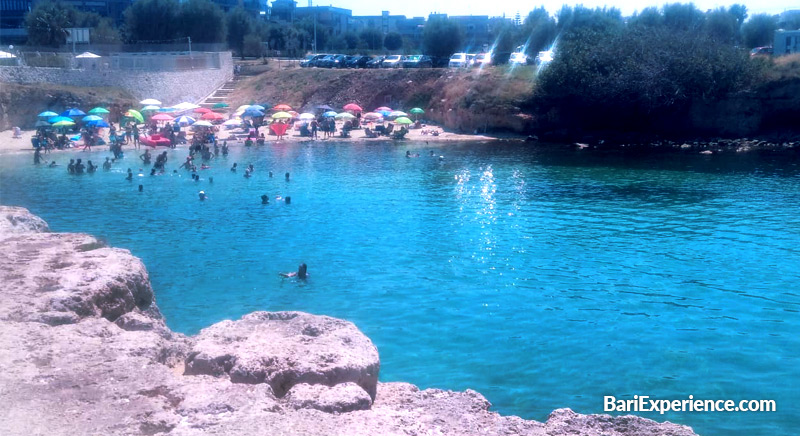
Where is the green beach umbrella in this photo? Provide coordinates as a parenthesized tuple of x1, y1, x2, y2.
(409, 108, 425, 114)
(271, 111, 293, 119)
(335, 112, 355, 120)
(88, 107, 109, 115)
(52, 120, 75, 127)
(125, 109, 144, 123)
(394, 117, 413, 125)
(212, 102, 229, 109)
(38, 111, 58, 118)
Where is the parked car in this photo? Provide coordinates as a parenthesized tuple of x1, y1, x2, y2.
(402, 55, 433, 68)
(466, 54, 476, 66)
(473, 52, 492, 67)
(509, 51, 529, 65)
(331, 54, 349, 68)
(430, 56, 450, 68)
(300, 54, 328, 67)
(381, 55, 405, 68)
(536, 50, 554, 64)
(750, 46, 773, 57)
(315, 55, 336, 68)
(366, 56, 386, 68)
(448, 53, 469, 68)
(346, 55, 372, 68)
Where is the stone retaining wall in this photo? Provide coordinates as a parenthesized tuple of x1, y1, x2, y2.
(0, 52, 233, 105)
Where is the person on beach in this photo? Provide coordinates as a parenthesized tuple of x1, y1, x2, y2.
(140, 149, 152, 165)
(67, 159, 75, 174)
(124, 125, 132, 145)
(132, 125, 140, 148)
(311, 119, 318, 139)
(103, 158, 112, 170)
(280, 263, 308, 279)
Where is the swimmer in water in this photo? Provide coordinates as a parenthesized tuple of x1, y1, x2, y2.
(103, 158, 111, 170)
(126, 168, 133, 180)
(49, 161, 58, 168)
(198, 191, 207, 201)
(231, 163, 237, 172)
(244, 169, 251, 178)
(406, 151, 419, 158)
(280, 263, 307, 279)
(200, 164, 210, 170)
(285, 172, 290, 181)
(261, 194, 269, 204)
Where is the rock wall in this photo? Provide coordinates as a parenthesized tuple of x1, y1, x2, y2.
(0, 205, 700, 436)
(0, 52, 232, 105)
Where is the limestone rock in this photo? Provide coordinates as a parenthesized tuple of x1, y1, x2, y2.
(286, 382, 372, 413)
(185, 311, 380, 400)
(0, 205, 49, 237)
(544, 408, 698, 436)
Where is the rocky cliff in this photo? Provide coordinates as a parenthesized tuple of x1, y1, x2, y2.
(0, 205, 699, 436)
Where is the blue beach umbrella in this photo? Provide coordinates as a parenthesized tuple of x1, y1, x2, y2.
(247, 104, 266, 112)
(60, 108, 86, 117)
(87, 120, 110, 128)
(82, 115, 103, 122)
(38, 111, 58, 118)
(48, 116, 73, 124)
(323, 111, 337, 117)
(175, 115, 196, 125)
(243, 108, 264, 118)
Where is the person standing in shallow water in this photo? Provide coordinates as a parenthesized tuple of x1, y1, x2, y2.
(281, 263, 307, 279)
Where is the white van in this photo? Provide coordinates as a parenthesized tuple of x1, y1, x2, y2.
(448, 53, 469, 68)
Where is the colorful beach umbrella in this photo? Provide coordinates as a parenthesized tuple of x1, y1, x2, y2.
(223, 119, 241, 126)
(243, 108, 265, 118)
(88, 107, 110, 115)
(389, 111, 408, 118)
(82, 115, 103, 122)
(271, 111, 293, 119)
(52, 120, 75, 127)
(394, 117, 413, 125)
(38, 111, 58, 118)
(323, 111, 337, 118)
(61, 108, 86, 117)
(201, 112, 224, 121)
(140, 98, 162, 105)
(48, 116, 73, 124)
(273, 104, 292, 111)
(124, 110, 144, 123)
(194, 107, 212, 114)
(298, 113, 315, 120)
(151, 113, 174, 121)
(375, 106, 392, 112)
(141, 105, 160, 112)
(343, 103, 363, 112)
(212, 102, 229, 109)
(335, 112, 355, 120)
(175, 115, 196, 125)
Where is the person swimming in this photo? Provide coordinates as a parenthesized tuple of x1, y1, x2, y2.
(74, 159, 85, 173)
(280, 263, 307, 279)
(49, 161, 58, 168)
(103, 158, 111, 170)
(198, 191, 207, 201)
(244, 169, 251, 178)
(126, 168, 133, 180)
(261, 194, 269, 204)
(67, 159, 75, 174)
(231, 163, 237, 172)
(406, 150, 419, 158)
(269, 171, 273, 178)
(285, 172, 290, 181)
(247, 164, 254, 173)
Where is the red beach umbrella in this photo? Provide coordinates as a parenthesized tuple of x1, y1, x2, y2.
(194, 107, 212, 114)
(273, 104, 292, 111)
(375, 106, 392, 111)
(201, 112, 224, 120)
(343, 103, 363, 112)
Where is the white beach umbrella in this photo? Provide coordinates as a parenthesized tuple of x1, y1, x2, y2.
(223, 119, 242, 126)
(140, 98, 162, 106)
(389, 110, 408, 118)
(193, 120, 213, 127)
(75, 52, 100, 58)
(298, 113, 315, 121)
(171, 102, 201, 111)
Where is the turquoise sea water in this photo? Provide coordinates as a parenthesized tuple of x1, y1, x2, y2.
(1, 142, 798, 435)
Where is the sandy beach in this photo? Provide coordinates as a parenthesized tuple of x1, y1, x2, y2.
(0, 123, 502, 156)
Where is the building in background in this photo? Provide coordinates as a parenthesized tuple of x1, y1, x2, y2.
(775, 29, 800, 55)
(0, 0, 31, 43)
(294, 5, 351, 35)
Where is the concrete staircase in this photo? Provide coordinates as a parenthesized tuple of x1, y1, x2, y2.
(199, 76, 240, 109)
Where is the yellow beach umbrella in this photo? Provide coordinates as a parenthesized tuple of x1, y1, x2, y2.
(271, 111, 293, 119)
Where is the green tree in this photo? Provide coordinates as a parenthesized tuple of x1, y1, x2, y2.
(728, 4, 748, 28)
(384, 32, 403, 51)
(489, 20, 518, 64)
(705, 7, 739, 43)
(242, 33, 264, 57)
(226, 6, 253, 58)
(343, 32, 359, 50)
(741, 14, 777, 48)
(124, 0, 181, 42)
(662, 3, 705, 33)
(359, 28, 383, 50)
(629, 7, 663, 29)
(521, 7, 557, 55)
(179, 0, 226, 43)
(327, 35, 347, 50)
(25, 0, 75, 47)
(422, 17, 462, 59)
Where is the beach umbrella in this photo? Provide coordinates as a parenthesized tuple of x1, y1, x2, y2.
(375, 106, 392, 111)
(201, 112, 224, 121)
(315, 104, 334, 112)
(247, 105, 266, 112)
(409, 108, 424, 115)
(61, 108, 86, 117)
(299, 113, 315, 120)
(235, 104, 250, 113)
(362, 112, 383, 121)
(271, 111, 293, 119)
(35, 120, 51, 127)
(394, 117, 413, 125)
(335, 112, 355, 120)
(124, 110, 144, 123)
(141, 105, 160, 112)
(87, 120, 110, 128)
(82, 115, 103, 122)
(75, 51, 100, 58)
(389, 110, 407, 118)
(323, 111, 337, 118)
(52, 120, 75, 127)
(38, 111, 58, 118)
(193, 120, 213, 127)
(194, 107, 212, 114)
(288, 110, 299, 117)
(212, 102, 229, 109)
(151, 113, 174, 121)
(171, 102, 200, 111)
(343, 103, 363, 112)
(88, 107, 110, 115)
(378, 110, 392, 117)
(273, 104, 292, 111)
(140, 98, 162, 105)
(243, 108, 265, 118)
(223, 119, 241, 126)
(48, 116, 73, 124)
(158, 107, 178, 113)
(175, 115, 196, 125)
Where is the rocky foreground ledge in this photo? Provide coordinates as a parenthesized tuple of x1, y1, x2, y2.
(0, 206, 698, 436)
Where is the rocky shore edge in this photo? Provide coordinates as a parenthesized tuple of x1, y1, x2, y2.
(0, 205, 699, 436)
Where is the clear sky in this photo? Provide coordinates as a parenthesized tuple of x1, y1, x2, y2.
(309, 0, 797, 19)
